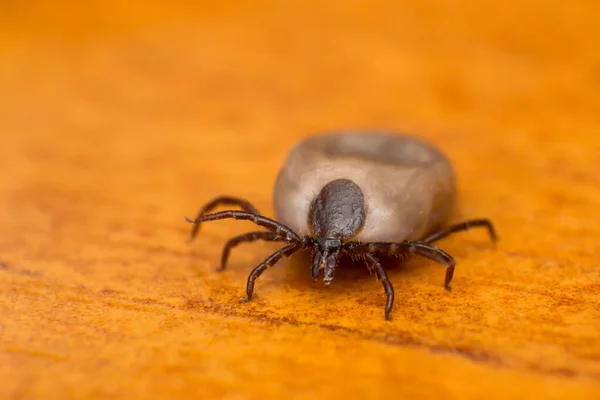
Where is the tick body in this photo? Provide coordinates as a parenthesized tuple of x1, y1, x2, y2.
(185, 131, 497, 320)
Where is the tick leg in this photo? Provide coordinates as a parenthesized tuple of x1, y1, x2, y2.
(219, 231, 290, 272)
(184, 210, 300, 241)
(423, 218, 497, 244)
(345, 241, 456, 290)
(243, 243, 302, 302)
(364, 254, 394, 320)
(187, 196, 261, 241)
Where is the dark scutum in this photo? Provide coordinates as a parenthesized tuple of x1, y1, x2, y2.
(308, 179, 366, 240)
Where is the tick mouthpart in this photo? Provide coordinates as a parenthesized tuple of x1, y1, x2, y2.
(311, 251, 322, 280)
(312, 238, 342, 283)
(323, 267, 335, 285)
(312, 255, 337, 285)
(323, 248, 340, 286)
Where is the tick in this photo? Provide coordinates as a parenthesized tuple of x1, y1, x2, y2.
(185, 131, 497, 320)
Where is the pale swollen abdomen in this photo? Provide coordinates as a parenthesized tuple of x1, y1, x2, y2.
(272, 131, 457, 242)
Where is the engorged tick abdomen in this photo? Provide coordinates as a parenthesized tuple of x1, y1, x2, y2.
(272, 131, 457, 242)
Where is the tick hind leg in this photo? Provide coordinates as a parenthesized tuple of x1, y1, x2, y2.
(187, 196, 261, 241)
(346, 241, 456, 290)
(423, 218, 497, 245)
(218, 231, 290, 272)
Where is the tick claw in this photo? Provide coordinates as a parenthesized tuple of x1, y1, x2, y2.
(240, 297, 251, 303)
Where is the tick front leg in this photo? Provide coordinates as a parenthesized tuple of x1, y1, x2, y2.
(423, 218, 498, 244)
(184, 210, 300, 241)
(243, 243, 302, 302)
(364, 254, 394, 320)
(187, 196, 261, 241)
(219, 231, 290, 272)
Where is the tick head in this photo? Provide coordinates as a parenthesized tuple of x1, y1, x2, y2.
(312, 237, 342, 284)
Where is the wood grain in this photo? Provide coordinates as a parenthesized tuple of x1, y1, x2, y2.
(1, 1, 599, 398)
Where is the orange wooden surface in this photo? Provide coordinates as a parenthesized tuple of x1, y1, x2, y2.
(1, 1, 600, 399)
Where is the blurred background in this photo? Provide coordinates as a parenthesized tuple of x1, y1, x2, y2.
(1, 1, 599, 399)
(2, 0, 598, 255)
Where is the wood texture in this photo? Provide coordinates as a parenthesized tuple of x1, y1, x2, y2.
(1, 1, 599, 398)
